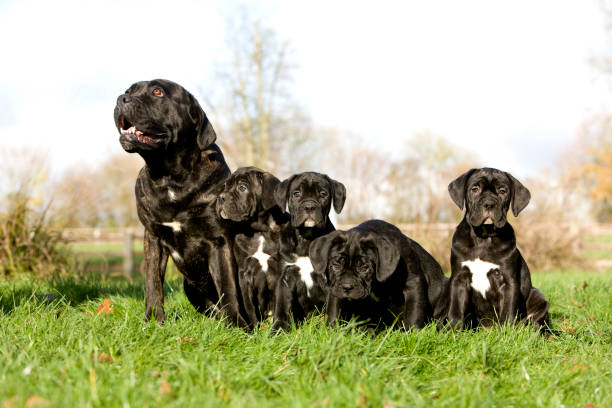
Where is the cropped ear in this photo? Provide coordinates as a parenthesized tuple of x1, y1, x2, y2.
(448, 168, 477, 210)
(274, 175, 295, 212)
(259, 171, 281, 211)
(506, 172, 531, 216)
(189, 95, 217, 149)
(330, 179, 346, 214)
(309, 231, 344, 279)
(373, 234, 400, 282)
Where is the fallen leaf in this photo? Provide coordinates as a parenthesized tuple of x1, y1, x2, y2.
(159, 380, 172, 395)
(25, 396, 47, 408)
(91, 353, 114, 363)
(357, 395, 367, 408)
(568, 364, 587, 373)
(562, 327, 576, 334)
(97, 298, 115, 315)
(587, 315, 595, 321)
(384, 404, 395, 408)
(580, 281, 588, 290)
(360, 366, 368, 376)
(583, 404, 599, 408)
(178, 337, 198, 345)
(4, 395, 20, 408)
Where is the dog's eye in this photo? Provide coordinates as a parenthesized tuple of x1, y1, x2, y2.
(238, 184, 248, 193)
(292, 191, 301, 198)
(471, 186, 480, 193)
(152, 88, 164, 97)
(497, 187, 507, 195)
(319, 190, 328, 198)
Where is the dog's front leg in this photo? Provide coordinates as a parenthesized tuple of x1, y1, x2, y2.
(144, 229, 169, 323)
(499, 277, 520, 324)
(402, 273, 428, 330)
(209, 239, 249, 328)
(239, 258, 260, 328)
(271, 266, 296, 331)
(447, 268, 471, 329)
(326, 293, 340, 328)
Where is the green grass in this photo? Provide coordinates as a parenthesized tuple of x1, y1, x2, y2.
(1, 272, 610, 408)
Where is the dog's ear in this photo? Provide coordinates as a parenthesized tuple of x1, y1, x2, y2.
(274, 175, 295, 212)
(309, 231, 344, 279)
(330, 178, 346, 214)
(505, 172, 531, 216)
(373, 234, 400, 282)
(188, 96, 217, 149)
(448, 168, 477, 210)
(259, 171, 281, 211)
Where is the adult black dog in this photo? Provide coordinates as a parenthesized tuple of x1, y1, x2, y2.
(309, 220, 448, 329)
(446, 167, 550, 331)
(216, 167, 289, 327)
(271, 172, 346, 331)
(114, 79, 247, 327)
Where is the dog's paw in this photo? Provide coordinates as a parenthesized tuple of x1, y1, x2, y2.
(271, 320, 290, 332)
(145, 305, 165, 324)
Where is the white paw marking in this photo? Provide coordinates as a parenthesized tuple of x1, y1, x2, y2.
(162, 221, 182, 232)
(171, 251, 182, 262)
(461, 258, 500, 299)
(287, 256, 314, 296)
(251, 236, 271, 273)
(168, 189, 176, 201)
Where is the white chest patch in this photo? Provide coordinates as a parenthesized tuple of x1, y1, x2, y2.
(162, 221, 182, 232)
(287, 256, 314, 296)
(461, 258, 500, 299)
(168, 189, 176, 201)
(251, 236, 271, 273)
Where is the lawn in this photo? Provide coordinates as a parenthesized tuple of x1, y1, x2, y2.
(0, 271, 610, 408)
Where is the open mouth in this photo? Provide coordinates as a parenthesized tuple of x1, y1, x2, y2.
(484, 217, 494, 225)
(119, 115, 160, 145)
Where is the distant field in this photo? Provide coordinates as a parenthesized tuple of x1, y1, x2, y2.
(0, 271, 610, 407)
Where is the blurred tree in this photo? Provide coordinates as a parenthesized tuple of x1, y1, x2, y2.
(210, 6, 315, 176)
(385, 132, 478, 223)
(52, 154, 143, 227)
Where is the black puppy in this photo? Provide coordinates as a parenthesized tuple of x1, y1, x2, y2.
(216, 167, 289, 327)
(446, 167, 549, 330)
(271, 172, 346, 331)
(310, 220, 448, 329)
(114, 79, 247, 327)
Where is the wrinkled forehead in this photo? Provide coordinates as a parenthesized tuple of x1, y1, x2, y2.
(291, 173, 330, 191)
(345, 231, 377, 257)
(126, 79, 184, 97)
(227, 168, 260, 186)
(467, 169, 510, 187)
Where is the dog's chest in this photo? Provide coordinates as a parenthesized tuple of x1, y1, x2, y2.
(461, 258, 500, 299)
(250, 235, 272, 273)
(285, 254, 315, 295)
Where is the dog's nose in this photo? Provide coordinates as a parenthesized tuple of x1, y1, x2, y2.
(218, 193, 226, 203)
(483, 200, 495, 210)
(303, 202, 317, 212)
(341, 283, 354, 292)
(121, 94, 133, 104)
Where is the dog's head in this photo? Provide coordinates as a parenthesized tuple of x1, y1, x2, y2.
(114, 79, 216, 153)
(448, 167, 530, 228)
(216, 167, 280, 222)
(274, 172, 346, 229)
(309, 229, 400, 300)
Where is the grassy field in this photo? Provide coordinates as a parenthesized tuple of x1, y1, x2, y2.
(0, 271, 610, 408)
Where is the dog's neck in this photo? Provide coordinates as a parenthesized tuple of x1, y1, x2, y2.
(248, 206, 287, 233)
(468, 219, 515, 242)
(141, 143, 221, 181)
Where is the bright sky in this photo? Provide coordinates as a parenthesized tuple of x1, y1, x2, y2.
(1, 0, 609, 179)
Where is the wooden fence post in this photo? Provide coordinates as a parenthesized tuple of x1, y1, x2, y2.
(123, 228, 134, 279)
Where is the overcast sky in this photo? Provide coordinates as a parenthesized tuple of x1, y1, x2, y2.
(1, 0, 610, 179)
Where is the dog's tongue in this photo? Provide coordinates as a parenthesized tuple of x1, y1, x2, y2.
(484, 217, 494, 225)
